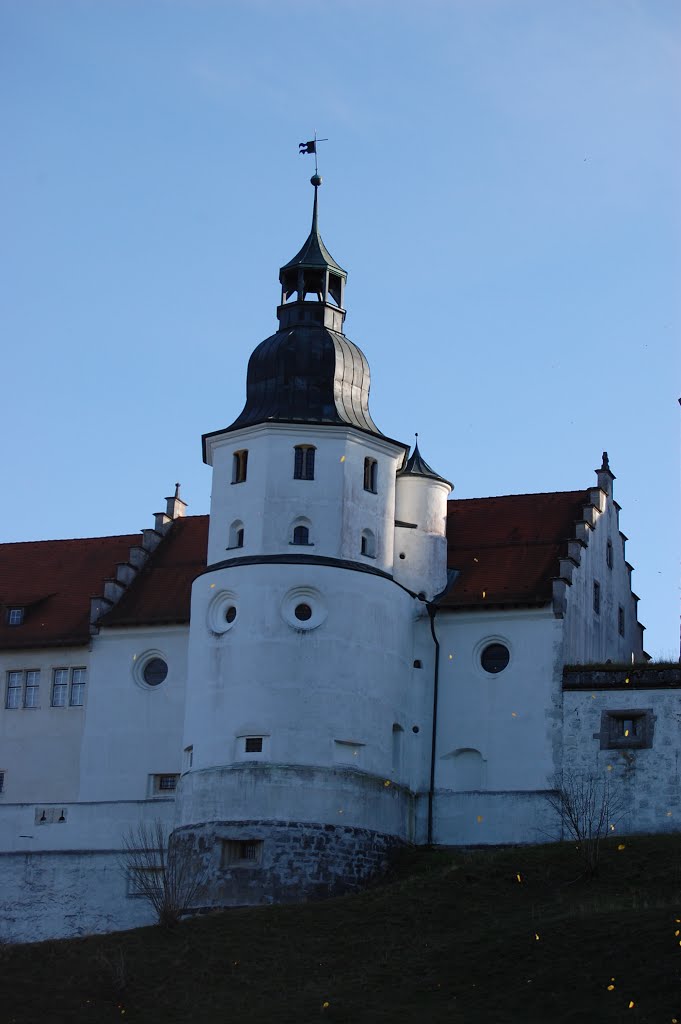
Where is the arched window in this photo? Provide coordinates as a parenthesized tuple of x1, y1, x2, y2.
(292, 525, 310, 546)
(232, 450, 248, 484)
(294, 445, 316, 480)
(363, 457, 378, 493)
(360, 529, 376, 558)
(228, 520, 244, 549)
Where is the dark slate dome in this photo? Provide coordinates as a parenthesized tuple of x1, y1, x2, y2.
(223, 178, 384, 438)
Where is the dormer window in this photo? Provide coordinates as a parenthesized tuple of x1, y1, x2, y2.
(294, 445, 315, 481)
(363, 458, 378, 493)
(232, 450, 248, 484)
(6, 608, 24, 626)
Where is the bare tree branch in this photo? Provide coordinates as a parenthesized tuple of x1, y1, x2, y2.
(544, 770, 625, 879)
(120, 821, 204, 928)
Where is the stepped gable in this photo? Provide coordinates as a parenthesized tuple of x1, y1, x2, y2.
(0, 532, 140, 649)
(101, 515, 209, 627)
(442, 490, 589, 608)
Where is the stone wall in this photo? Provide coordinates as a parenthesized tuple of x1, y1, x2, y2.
(172, 819, 406, 909)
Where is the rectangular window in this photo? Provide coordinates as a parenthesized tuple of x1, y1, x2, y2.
(294, 445, 315, 480)
(600, 709, 654, 750)
(593, 580, 600, 615)
(52, 669, 69, 707)
(184, 745, 194, 770)
(606, 540, 613, 569)
(69, 668, 86, 706)
(245, 737, 263, 753)
(0, 772, 5, 794)
(7, 608, 24, 626)
(363, 457, 378, 493)
(6, 672, 22, 710)
(618, 605, 625, 637)
(232, 449, 248, 484)
(6, 670, 40, 709)
(24, 670, 40, 708)
(152, 773, 179, 794)
(221, 839, 263, 868)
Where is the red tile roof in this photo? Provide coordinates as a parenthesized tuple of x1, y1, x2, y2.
(101, 516, 209, 628)
(0, 490, 590, 648)
(442, 490, 589, 608)
(0, 533, 141, 649)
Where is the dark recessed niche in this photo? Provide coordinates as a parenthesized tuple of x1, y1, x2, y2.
(413, 660, 422, 669)
(294, 603, 312, 622)
(399, 553, 406, 560)
(225, 606, 237, 623)
(480, 643, 510, 674)
(143, 657, 168, 687)
(412, 726, 420, 734)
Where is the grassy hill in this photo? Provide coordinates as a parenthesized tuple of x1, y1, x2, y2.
(2, 834, 681, 1024)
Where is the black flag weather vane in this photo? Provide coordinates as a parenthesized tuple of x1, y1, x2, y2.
(299, 130, 328, 175)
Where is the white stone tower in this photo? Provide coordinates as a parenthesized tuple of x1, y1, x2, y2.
(174, 175, 450, 906)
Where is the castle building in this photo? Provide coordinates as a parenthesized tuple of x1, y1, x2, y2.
(1, 176, 674, 944)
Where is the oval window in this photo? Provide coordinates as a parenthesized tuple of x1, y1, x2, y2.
(480, 643, 510, 674)
(143, 657, 168, 686)
(225, 606, 237, 623)
(294, 603, 312, 622)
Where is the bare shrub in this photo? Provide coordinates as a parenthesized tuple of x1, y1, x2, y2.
(544, 770, 624, 879)
(121, 821, 204, 928)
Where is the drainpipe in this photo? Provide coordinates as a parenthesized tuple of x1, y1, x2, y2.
(426, 602, 440, 846)
(425, 569, 459, 847)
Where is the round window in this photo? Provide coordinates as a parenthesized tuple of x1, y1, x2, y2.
(480, 643, 510, 674)
(207, 589, 239, 634)
(294, 603, 312, 622)
(143, 657, 168, 686)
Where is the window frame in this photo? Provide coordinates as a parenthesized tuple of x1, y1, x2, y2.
(363, 457, 378, 493)
(6, 669, 41, 709)
(6, 607, 24, 626)
(292, 524, 311, 546)
(293, 445, 316, 481)
(599, 708, 654, 750)
(231, 449, 248, 484)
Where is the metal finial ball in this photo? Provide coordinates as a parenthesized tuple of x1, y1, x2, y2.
(310, 174, 322, 187)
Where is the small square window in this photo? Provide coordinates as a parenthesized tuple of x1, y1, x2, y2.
(7, 608, 24, 626)
(599, 709, 654, 750)
(157, 774, 179, 792)
(245, 737, 263, 753)
(221, 839, 263, 868)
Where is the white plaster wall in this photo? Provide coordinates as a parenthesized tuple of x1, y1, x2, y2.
(562, 486, 644, 664)
(393, 475, 450, 599)
(180, 561, 426, 839)
(0, 850, 158, 944)
(204, 423, 405, 572)
(0, 645, 89, 804)
(563, 687, 681, 835)
(78, 625, 188, 802)
(431, 607, 564, 843)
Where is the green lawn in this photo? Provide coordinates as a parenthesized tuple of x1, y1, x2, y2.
(2, 835, 681, 1024)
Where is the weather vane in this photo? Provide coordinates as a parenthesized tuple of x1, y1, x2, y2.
(299, 130, 328, 178)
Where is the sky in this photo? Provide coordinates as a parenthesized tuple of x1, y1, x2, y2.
(1, 0, 679, 658)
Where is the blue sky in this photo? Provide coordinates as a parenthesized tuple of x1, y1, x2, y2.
(2, 0, 679, 657)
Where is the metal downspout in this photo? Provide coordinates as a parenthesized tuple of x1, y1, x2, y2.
(427, 602, 440, 846)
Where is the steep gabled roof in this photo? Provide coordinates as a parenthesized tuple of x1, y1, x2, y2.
(0, 533, 141, 649)
(0, 489, 601, 646)
(441, 490, 589, 608)
(101, 516, 208, 627)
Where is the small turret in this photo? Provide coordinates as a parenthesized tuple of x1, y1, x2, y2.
(393, 437, 452, 599)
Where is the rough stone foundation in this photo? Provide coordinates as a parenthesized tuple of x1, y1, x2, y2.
(172, 819, 407, 909)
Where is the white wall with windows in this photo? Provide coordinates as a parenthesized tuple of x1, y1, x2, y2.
(203, 421, 406, 571)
